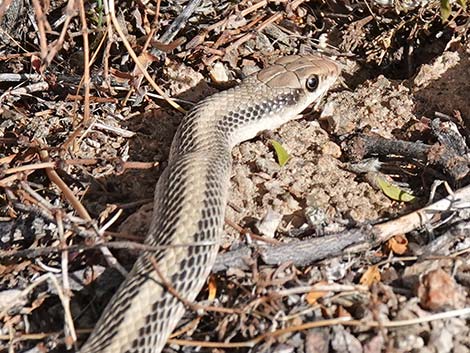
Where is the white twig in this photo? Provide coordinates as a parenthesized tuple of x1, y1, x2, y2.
(57, 213, 77, 346)
(374, 184, 470, 240)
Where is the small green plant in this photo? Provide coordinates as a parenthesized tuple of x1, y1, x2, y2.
(377, 176, 416, 202)
(270, 140, 290, 167)
(440, 0, 467, 22)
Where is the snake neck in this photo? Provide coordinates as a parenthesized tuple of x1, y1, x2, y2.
(170, 77, 307, 157)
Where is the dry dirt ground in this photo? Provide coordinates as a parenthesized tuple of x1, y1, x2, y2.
(0, 1, 469, 353)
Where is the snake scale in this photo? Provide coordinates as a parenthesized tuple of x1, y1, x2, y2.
(79, 55, 340, 353)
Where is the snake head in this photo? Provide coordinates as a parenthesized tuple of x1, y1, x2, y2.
(256, 54, 340, 111)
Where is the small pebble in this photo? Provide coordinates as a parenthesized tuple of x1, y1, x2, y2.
(209, 62, 229, 82)
(255, 209, 283, 238)
(255, 158, 281, 175)
(321, 141, 342, 158)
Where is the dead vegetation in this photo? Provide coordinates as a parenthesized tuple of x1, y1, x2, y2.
(1, 0, 469, 352)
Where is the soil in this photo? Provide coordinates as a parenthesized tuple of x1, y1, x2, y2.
(1, 1, 469, 353)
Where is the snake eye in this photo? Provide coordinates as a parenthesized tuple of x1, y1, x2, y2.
(306, 75, 319, 92)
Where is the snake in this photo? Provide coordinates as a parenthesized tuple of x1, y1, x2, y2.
(79, 54, 340, 353)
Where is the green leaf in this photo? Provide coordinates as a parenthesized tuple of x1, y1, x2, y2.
(440, 0, 452, 22)
(376, 176, 416, 203)
(457, 0, 466, 8)
(270, 139, 290, 167)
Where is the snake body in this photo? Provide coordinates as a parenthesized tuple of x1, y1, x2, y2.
(80, 55, 340, 353)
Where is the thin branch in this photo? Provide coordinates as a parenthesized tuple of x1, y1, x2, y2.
(78, 0, 91, 125)
(0, 240, 217, 260)
(57, 214, 77, 347)
(106, 0, 184, 113)
(168, 307, 470, 349)
(373, 183, 470, 240)
(31, 0, 48, 69)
